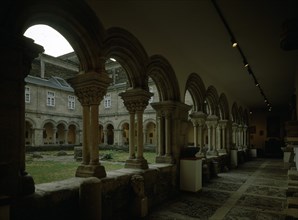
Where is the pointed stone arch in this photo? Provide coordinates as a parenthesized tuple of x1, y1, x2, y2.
(16, 0, 106, 72)
(103, 27, 149, 90)
(147, 55, 180, 102)
(219, 93, 230, 120)
(185, 73, 206, 111)
(205, 85, 219, 116)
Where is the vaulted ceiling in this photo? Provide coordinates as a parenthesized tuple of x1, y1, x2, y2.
(87, 0, 298, 110)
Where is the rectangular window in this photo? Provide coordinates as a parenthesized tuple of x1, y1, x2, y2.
(47, 91, 55, 107)
(68, 95, 75, 110)
(104, 93, 112, 108)
(149, 86, 154, 103)
(25, 86, 30, 103)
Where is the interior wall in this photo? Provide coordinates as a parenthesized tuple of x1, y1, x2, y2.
(249, 107, 290, 156)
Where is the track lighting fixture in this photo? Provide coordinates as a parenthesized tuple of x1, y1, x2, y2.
(212, 0, 271, 109)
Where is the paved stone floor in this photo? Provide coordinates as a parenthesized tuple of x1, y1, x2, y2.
(148, 158, 288, 220)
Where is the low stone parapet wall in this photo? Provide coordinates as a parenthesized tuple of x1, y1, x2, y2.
(10, 164, 176, 220)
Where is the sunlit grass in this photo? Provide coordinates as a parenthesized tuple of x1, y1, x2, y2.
(26, 149, 156, 184)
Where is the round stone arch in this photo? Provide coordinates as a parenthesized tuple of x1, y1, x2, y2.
(103, 27, 149, 90)
(147, 55, 180, 102)
(219, 93, 230, 120)
(103, 121, 115, 130)
(185, 73, 206, 111)
(41, 119, 57, 129)
(15, 0, 106, 72)
(25, 117, 37, 129)
(68, 121, 80, 130)
(25, 117, 36, 146)
(143, 118, 156, 128)
(231, 102, 240, 124)
(205, 85, 219, 116)
(117, 119, 130, 130)
(57, 120, 68, 128)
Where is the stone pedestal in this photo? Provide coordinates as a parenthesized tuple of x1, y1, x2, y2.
(230, 149, 238, 168)
(76, 164, 106, 178)
(125, 159, 149, 169)
(180, 158, 202, 192)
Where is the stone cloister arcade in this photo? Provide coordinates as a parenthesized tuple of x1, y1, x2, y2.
(25, 119, 80, 146)
(1, 1, 251, 219)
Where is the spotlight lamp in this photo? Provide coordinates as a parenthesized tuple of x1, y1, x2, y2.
(231, 38, 238, 48)
(211, 0, 270, 110)
(243, 60, 249, 68)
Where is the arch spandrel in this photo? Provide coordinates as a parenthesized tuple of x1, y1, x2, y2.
(16, 0, 106, 73)
(147, 55, 180, 102)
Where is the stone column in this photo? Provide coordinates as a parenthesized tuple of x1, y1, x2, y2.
(191, 121, 198, 147)
(129, 111, 136, 159)
(64, 129, 68, 144)
(165, 110, 172, 156)
(158, 113, 165, 156)
(34, 128, 43, 146)
(136, 110, 144, 159)
(243, 125, 248, 148)
(120, 88, 152, 169)
(190, 111, 206, 153)
(143, 129, 147, 146)
(207, 124, 212, 151)
(232, 123, 238, 147)
(198, 125, 203, 152)
(68, 70, 112, 178)
(212, 124, 216, 151)
(82, 105, 90, 164)
(0, 34, 43, 196)
(103, 129, 108, 145)
(89, 104, 99, 165)
(217, 125, 221, 150)
(78, 129, 83, 145)
(219, 120, 228, 152)
(52, 128, 57, 145)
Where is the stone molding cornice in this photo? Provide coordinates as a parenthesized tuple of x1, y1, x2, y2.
(119, 88, 153, 112)
(151, 101, 191, 116)
(67, 72, 112, 105)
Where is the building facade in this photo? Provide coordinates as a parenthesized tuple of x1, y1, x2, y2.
(25, 53, 159, 149)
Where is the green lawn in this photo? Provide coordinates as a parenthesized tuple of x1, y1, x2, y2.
(26, 150, 156, 184)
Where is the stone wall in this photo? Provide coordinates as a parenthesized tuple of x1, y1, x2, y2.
(10, 165, 176, 220)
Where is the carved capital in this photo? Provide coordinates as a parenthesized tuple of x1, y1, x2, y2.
(119, 88, 152, 113)
(67, 71, 112, 106)
(190, 111, 206, 126)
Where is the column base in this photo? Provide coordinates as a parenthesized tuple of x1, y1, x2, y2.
(125, 159, 148, 169)
(18, 173, 35, 196)
(155, 155, 175, 164)
(75, 164, 106, 178)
